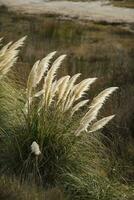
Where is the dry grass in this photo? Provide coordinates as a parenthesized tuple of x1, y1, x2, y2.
(0, 176, 66, 200)
(112, 0, 134, 8)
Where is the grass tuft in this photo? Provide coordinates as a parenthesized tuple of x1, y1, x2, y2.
(0, 36, 133, 200)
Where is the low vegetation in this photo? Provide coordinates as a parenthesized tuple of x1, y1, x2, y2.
(111, 0, 134, 8)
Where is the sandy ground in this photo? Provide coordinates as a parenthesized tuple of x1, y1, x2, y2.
(0, 0, 134, 23)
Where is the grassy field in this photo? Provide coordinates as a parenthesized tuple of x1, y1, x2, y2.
(112, 0, 134, 8)
(0, 5, 134, 200)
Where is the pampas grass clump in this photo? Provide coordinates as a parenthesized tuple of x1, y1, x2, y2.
(25, 51, 117, 135)
(0, 37, 121, 199)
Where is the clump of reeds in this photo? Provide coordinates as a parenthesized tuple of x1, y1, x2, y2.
(26, 51, 118, 135)
(0, 37, 122, 200)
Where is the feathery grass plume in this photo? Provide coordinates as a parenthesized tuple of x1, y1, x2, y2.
(72, 78, 97, 100)
(0, 42, 12, 57)
(8, 36, 26, 51)
(64, 78, 97, 111)
(89, 87, 118, 109)
(35, 51, 57, 85)
(81, 87, 118, 124)
(0, 36, 26, 79)
(71, 99, 89, 116)
(54, 75, 71, 94)
(61, 73, 81, 105)
(89, 115, 115, 133)
(27, 60, 40, 98)
(75, 87, 118, 136)
(75, 103, 103, 136)
(0, 36, 26, 129)
(27, 51, 56, 99)
(56, 75, 70, 105)
(38, 75, 71, 111)
(42, 54, 66, 107)
(47, 80, 57, 106)
(26, 52, 56, 108)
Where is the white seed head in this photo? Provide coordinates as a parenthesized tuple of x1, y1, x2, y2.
(31, 141, 41, 156)
(0, 36, 26, 79)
